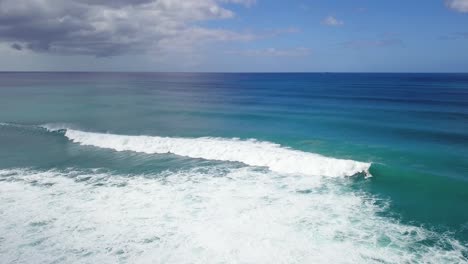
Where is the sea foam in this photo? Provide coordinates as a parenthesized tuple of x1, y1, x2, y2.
(58, 128, 371, 177)
(0, 167, 466, 263)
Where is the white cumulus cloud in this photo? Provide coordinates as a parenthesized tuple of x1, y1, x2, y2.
(227, 47, 311, 57)
(321, 16, 344, 26)
(445, 0, 468, 12)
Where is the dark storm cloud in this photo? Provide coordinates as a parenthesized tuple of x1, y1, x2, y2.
(0, 0, 254, 57)
(10, 43, 22, 50)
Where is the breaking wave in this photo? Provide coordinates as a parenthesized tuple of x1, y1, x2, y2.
(44, 126, 372, 177)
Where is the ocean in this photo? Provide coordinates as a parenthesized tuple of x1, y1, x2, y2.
(0, 72, 467, 263)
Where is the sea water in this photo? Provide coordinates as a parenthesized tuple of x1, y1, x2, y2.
(0, 72, 467, 263)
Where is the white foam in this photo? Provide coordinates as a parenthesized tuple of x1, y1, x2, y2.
(0, 122, 30, 128)
(0, 168, 466, 263)
(59, 129, 371, 177)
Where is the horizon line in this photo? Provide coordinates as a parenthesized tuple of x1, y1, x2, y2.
(0, 71, 467, 74)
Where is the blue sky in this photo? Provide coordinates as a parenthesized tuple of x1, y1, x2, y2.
(0, 0, 467, 72)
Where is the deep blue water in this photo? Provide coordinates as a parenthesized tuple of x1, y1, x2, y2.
(0, 72, 467, 263)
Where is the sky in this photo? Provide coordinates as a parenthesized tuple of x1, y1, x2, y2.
(0, 0, 467, 72)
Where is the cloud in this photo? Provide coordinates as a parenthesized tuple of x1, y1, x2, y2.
(220, 0, 256, 7)
(438, 32, 468, 40)
(445, 0, 468, 13)
(265, 27, 301, 36)
(342, 38, 403, 49)
(0, 0, 257, 57)
(227, 47, 311, 57)
(321, 16, 344, 26)
(10, 43, 23, 50)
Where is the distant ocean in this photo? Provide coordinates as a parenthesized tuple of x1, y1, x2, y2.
(0, 72, 467, 263)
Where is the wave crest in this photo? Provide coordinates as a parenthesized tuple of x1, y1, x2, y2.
(59, 128, 371, 177)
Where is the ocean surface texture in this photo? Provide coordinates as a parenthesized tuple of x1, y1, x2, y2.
(0, 72, 467, 263)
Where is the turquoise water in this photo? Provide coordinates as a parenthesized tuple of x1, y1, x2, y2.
(0, 72, 467, 263)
